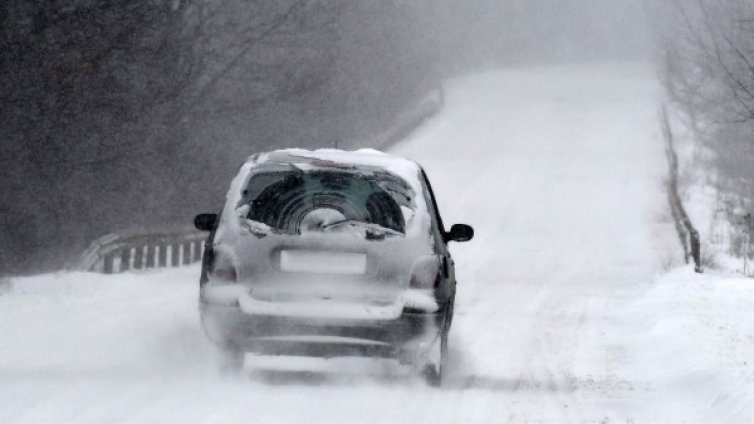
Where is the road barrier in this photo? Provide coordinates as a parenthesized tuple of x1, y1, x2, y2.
(76, 227, 206, 273)
(77, 86, 445, 274)
(660, 106, 703, 273)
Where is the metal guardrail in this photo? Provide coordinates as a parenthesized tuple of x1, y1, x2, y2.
(76, 86, 445, 274)
(76, 226, 206, 273)
(661, 106, 703, 273)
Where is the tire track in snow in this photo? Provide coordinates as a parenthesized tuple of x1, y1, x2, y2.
(392, 63, 674, 422)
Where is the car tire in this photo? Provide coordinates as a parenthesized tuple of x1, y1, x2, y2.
(422, 327, 448, 387)
(216, 344, 245, 375)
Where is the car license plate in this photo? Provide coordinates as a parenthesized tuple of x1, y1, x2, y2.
(279, 250, 367, 274)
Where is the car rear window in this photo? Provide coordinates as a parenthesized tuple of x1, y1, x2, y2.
(237, 170, 415, 235)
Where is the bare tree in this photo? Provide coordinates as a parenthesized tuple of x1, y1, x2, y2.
(0, 0, 439, 276)
(659, 0, 754, 261)
(661, 0, 754, 190)
(0, 0, 339, 274)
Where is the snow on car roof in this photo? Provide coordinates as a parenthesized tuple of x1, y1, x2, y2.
(248, 148, 423, 185)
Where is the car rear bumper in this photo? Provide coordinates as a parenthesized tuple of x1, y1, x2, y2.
(200, 301, 443, 361)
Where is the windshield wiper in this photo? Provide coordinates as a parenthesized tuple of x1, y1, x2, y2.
(321, 219, 403, 237)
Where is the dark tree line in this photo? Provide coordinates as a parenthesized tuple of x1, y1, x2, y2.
(0, 0, 438, 275)
(1, 1, 196, 274)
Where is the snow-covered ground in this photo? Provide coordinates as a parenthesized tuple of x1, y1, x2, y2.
(3, 63, 753, 423)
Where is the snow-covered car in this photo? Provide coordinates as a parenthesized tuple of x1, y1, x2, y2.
(194, 149, 473, 385)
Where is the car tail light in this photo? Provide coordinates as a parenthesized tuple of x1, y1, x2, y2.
(212, 267, 237, 282)
(409, 255, 440, 289)
(210, 250, 238, 283)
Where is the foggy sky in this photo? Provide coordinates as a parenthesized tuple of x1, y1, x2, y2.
(425, 0, 653, 72)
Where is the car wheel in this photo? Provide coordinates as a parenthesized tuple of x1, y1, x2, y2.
(422, 327, 448, 387)
(216, 344, 245, 375)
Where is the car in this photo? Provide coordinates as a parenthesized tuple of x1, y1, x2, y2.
(194, 148, 473, 385)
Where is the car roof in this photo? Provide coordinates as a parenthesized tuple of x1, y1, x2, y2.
(244, 148, 419, 173)
(242, 148, 421, 181)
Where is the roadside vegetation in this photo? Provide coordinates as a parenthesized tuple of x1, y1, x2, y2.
(0, 1, 438, 275)
(658, 0, 754, 274)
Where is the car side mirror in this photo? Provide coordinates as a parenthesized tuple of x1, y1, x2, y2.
(194, 213, 218, 231)
(446, 224, 474, 242)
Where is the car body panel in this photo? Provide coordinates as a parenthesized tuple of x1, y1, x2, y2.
(197, 149, 461, 364)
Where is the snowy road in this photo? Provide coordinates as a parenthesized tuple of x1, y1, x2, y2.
(2, 64, 724, 423)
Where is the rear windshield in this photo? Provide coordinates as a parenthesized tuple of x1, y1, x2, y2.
(237, 170, 415, 235)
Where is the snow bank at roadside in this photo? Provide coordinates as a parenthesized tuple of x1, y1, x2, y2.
(0, 265, 215, 378)
(607, 265, 754, 422)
